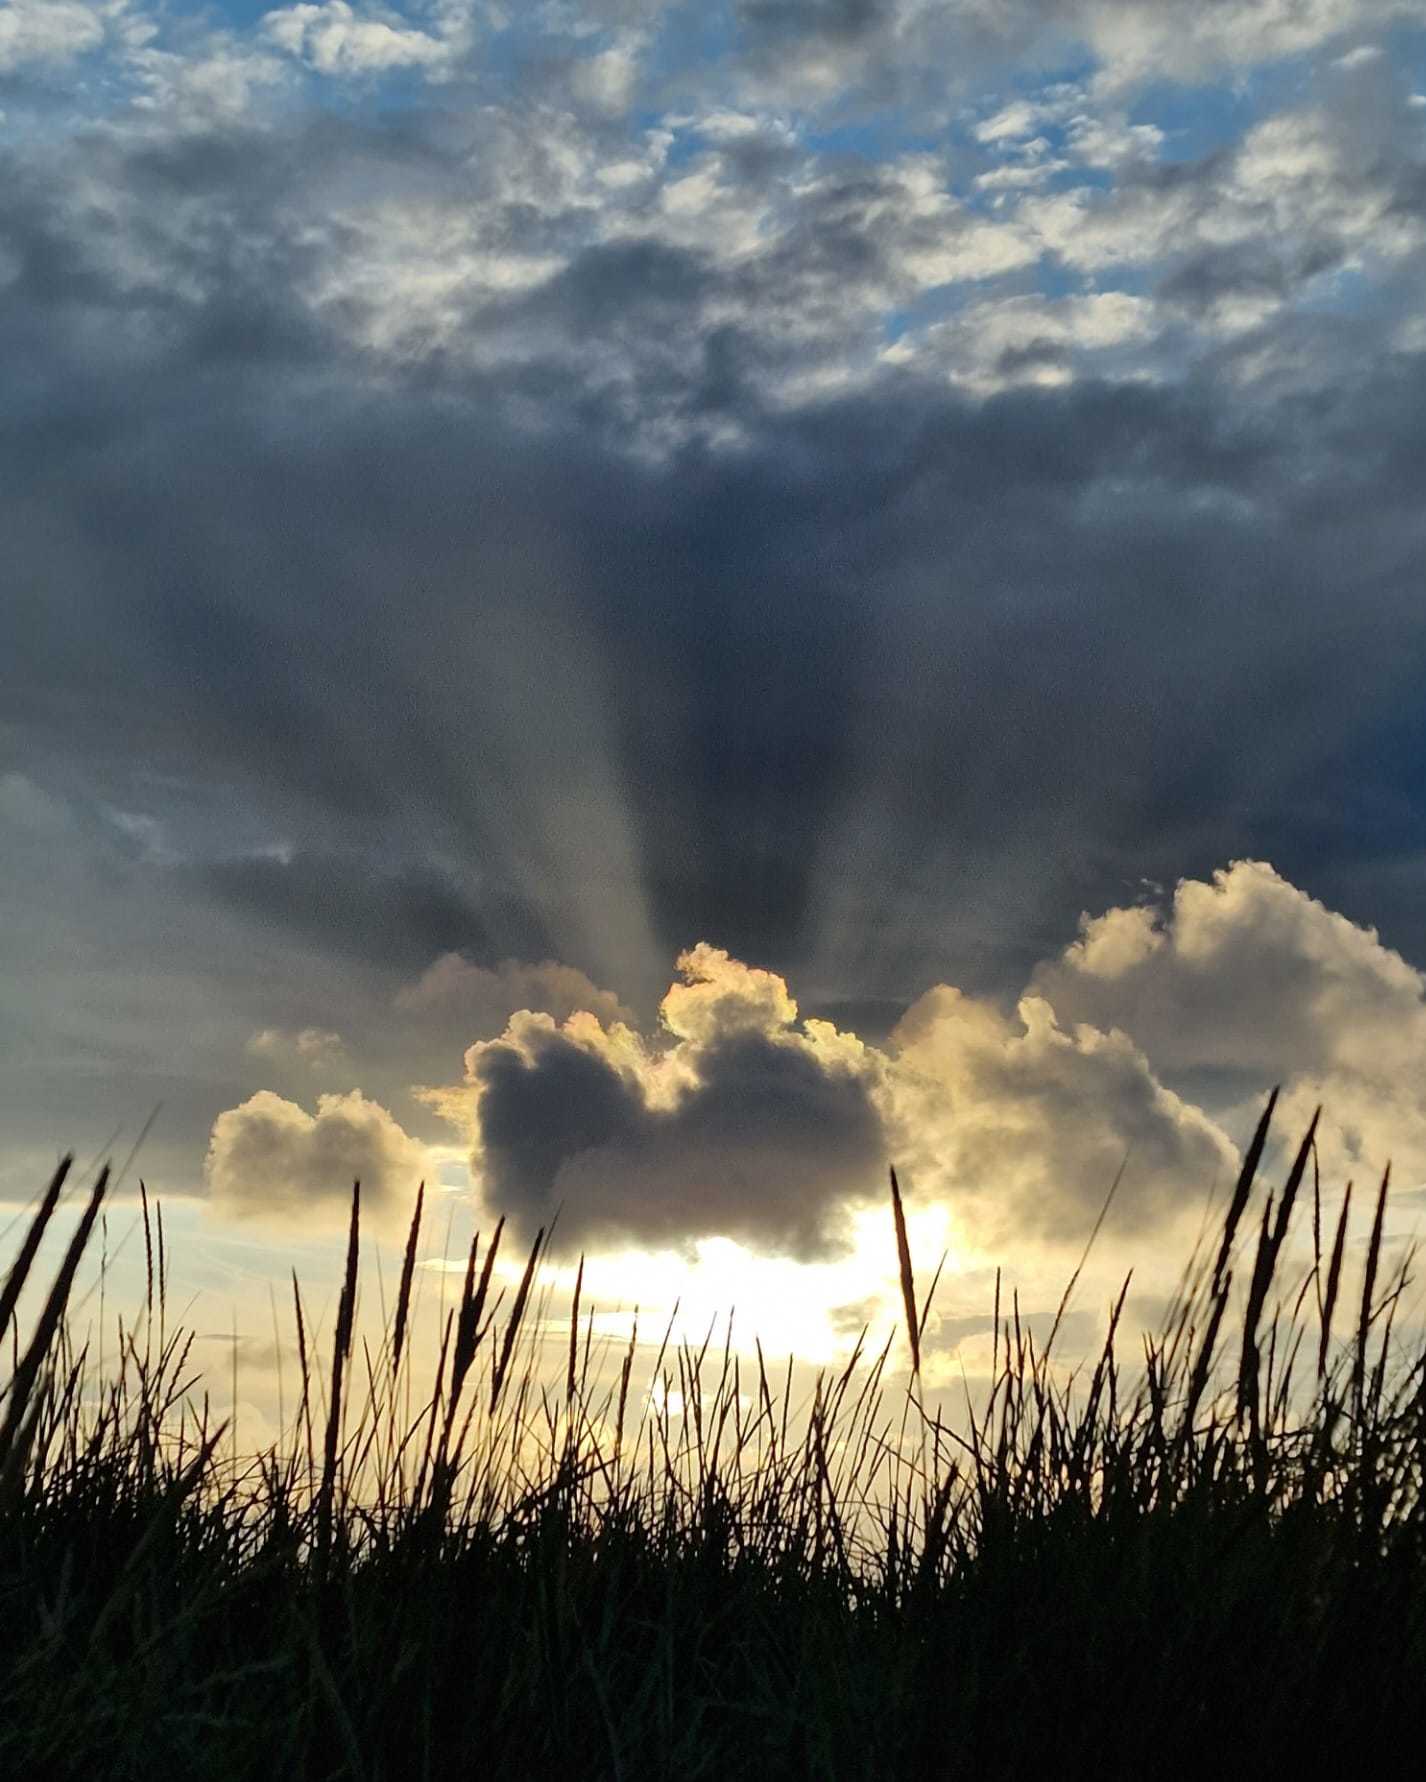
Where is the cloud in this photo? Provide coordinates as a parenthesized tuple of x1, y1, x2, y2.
(447, 939, 1244, 1259)
(1018, 99, 1426, 335)
(568, 41, 643, 115)
(1064, 111, 1164, 170)
(0, 771, 76, 840)
(396, 954, 635, 1028)
(728, 0, 1414, 110)
(183, 863, 1426, 1261)
(1033, 861, 1426, 1181)
(0, 0, 107, 73)
(440, 856, 1426, 1262)
(1081, 0, 1409, 90)
(245, 1025, 349, 1069)
(882, 290, 1157, 393)
(885, 986, 1238, 1245)
(975, 98, 1046, 144)
(125, 38, 291, 122)
(457, 945, 887, 1258)
(261, 2, 461, 78)
(190, 855, 549, 973)
(658, 941, 798, 1042)
(205, 1088, 430, 1227)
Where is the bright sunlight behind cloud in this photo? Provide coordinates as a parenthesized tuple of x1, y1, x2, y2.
(191, 864, 1426, 1373)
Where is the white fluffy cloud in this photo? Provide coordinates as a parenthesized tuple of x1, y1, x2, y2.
(885, 987, 1238, 1244)
(205, 1089, 430, 1228)
(0, 0, 108, 71)
(1034, 861, 1426, 1182)
(658, 940, 798, 1043)
(261, 2, 460, 77)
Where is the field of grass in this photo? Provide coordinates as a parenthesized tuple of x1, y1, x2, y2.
(1, 1094, 1423, 1778)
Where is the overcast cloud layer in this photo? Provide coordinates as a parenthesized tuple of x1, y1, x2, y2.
(3, 3, 1426, 1267)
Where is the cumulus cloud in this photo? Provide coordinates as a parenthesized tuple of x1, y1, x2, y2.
(198, 863, 1426, 1260)
(441, 861, 1426, 1262)
(456, 945, 886, 1258)
(886, 987, 1238, 1244)
(205, 1089, 430, 1228)
(440, 862, 1426, 1261)
(261, 2, 464, 78)
(444, 940, 1244, 1259)
(1033, 862, 1426, 1182)
(0, 0, 107, 73)
(659, 941, 798, 1043)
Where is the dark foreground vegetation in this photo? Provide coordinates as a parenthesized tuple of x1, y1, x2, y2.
(1, 1095, 1423, 1778)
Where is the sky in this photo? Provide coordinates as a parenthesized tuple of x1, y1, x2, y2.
(3, 0, 1426, 1388)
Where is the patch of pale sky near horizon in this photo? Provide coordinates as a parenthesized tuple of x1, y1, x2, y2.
(7, 1152, 1420, 1469)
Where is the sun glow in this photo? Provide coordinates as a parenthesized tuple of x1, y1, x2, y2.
(545, 1196, 960, 1368)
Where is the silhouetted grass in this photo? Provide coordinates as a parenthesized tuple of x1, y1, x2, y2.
(1, 1098, 1423, 1778)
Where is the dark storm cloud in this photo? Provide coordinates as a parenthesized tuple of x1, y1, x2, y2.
(470, 1016, 886, 1257)
(188, 854, 549, 971)
(2, 92, 1426, 1024)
